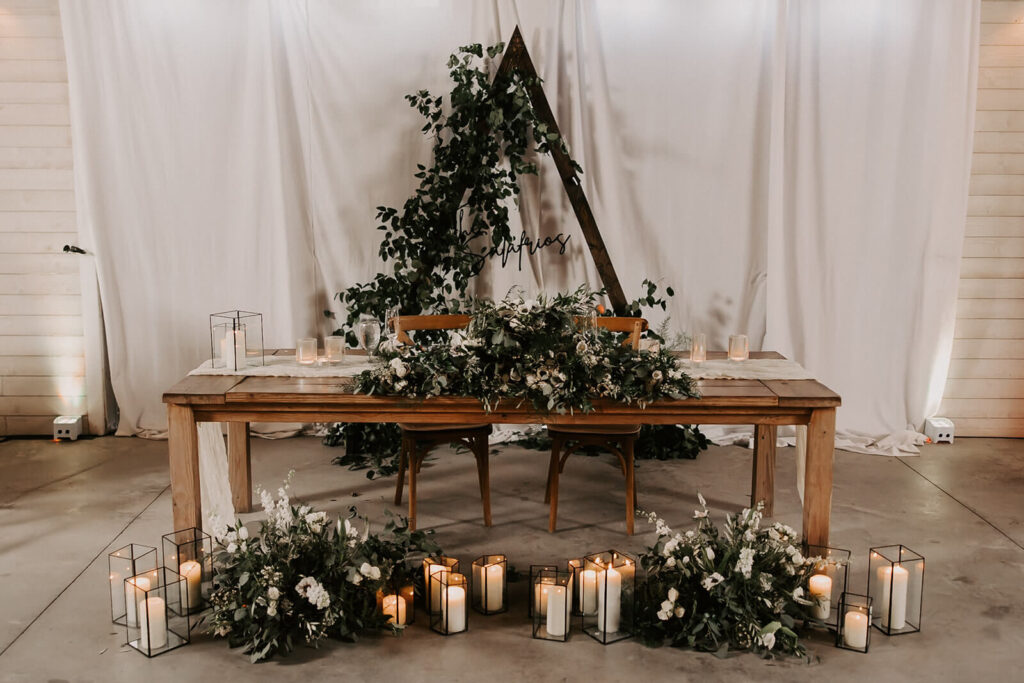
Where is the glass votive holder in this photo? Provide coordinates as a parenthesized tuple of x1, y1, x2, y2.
(529, 564, 560, 618)
(422, 556, 459, 615)
(581, 550, 636, 644)
(377, 568, 416, 627)
(162, 527, 213, 617)
(532, 569, 571, 642)
(690, 333, 707, 362)
(296, 337, 317, 364)
(325, 335, 346, 364)
(835, 592, 872, 653)
(109, 544, 157, 625)
(728, 334, 749, 361)
(868, 545, 924, 635)
(805, 545, 851, 628)
(125, 567, 190, 657)
(471, 554, 507, 615)
(430, 571, 468, 635)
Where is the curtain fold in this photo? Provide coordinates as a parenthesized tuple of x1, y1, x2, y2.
(60, 0, 978, 442)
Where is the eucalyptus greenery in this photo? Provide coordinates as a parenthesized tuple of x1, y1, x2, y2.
(636, 498, 820, 659)
(208, 478, 440, 662)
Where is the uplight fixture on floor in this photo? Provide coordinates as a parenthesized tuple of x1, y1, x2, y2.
(53, 415, 82, 441)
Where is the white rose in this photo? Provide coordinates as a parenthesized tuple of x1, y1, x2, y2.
(652, 370, 663, 382)
(660, 600, 674, 612)
(667, 587, 679, 602)
(674, 606, 686, 618)
(267, 587, 280, 600)
(226, 542, 238, 554)
(238, 526, 249, 540)
(389, 357, 409, 378)
(761, 632, 776, 650)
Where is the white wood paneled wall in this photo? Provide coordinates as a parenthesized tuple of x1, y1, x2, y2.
(941, 1, 1024, 437)
(0, 0, 87, 435)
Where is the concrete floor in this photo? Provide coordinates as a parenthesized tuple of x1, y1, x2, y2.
(0, 435, 1021, 682)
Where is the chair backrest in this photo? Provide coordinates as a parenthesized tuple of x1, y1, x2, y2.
(391, 314, 470, 345)
(594, 316, 648, 350)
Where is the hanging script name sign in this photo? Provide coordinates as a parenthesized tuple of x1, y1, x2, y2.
(492, 232, 571, 270)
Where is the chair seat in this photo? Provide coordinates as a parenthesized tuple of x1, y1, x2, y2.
(546, 424, 641, 436)
(399, 423, 492, 433)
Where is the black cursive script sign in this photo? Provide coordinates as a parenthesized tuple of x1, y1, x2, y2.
(491, 232, 571, 270)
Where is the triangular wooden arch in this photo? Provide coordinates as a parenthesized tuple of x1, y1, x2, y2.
(494, 26, 628, 313)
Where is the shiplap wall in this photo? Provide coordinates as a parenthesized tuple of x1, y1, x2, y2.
(0, 0, 87, 435)
(940, 1, 1024, 437)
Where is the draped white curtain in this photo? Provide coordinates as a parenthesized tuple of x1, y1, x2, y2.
(60, 0, 978, 441)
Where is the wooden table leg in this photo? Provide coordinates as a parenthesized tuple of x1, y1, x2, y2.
(803, 407, 836, 547)
(168, 403, 201, 531)
(227, 422, 252, 513)
(752, 424, 777, 516)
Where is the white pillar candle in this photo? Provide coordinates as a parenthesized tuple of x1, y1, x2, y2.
(535, 578, 554, 616)
(546, 585, 568, 637)
(233, 328, 247, 368)
(428, 564, 450, 614)
(597, 567, 622, 634)
(808, 574, 832, 620)
(220, 335, 234, 369)
(906, 561, 923, 624)
(843, 610, 868, 648)
(110, 570, 125, 618)
(471, 563, 502, 611)
(138, 596, 167, 650)
(580, 569, 598, 616)
(124, 576, 150, 628)
(382, 594, 407, 626)
(879, 565, 909, 629)
(442, 585, 466, 633)
(179, 560, 202, 610)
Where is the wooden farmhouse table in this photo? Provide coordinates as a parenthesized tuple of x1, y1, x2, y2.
(163, 351, 840, 546)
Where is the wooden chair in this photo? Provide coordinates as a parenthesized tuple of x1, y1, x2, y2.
(545, 316, 648, 535)
(389, 314, 492, 531)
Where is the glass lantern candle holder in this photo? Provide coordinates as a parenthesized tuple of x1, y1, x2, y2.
(567, 558, 586, 616)
(210, 310, 264, 371)
(296, 337, 317, 365)
(377, 567, 416, 627)
(125, 567, 190, 657)
(325, 335, 346, 364)
(162, 527, 213, 616)
(430, 571, 468, 635)
(529, 564, 560, 618)
(868, 545, 924, 635)
(581, 550, 636, 644)
(471, 555, 507, 615)
(532, 570, 572, 642)
(422, 556, 459, 615)
(109, 544, 158, 625)
(835, 592, 872, 653)
(805, 545, 851, 628)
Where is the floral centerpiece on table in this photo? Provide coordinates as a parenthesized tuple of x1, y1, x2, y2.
(636, 496, 819, 658)
(208, 476, 440, 662)
(355, 287, 699, 413)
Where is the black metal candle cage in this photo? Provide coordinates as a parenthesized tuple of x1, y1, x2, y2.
(209, 310, 264, 371)
(108, 544, 158, 625)
(805, 544, 851, 629)
(124, 567, 191, 657)
(429, 571, 469, 636)
(835, 592, 873, 654)
(528, 564, 559, 619)
(868, 545, 924, 636)
(377, 564, 417, 627)
(471, 554, 507, 615)
(532, 569, 572, 642)
(581, 550, 636, 645)
(422, 556, 459, 615)
(162, 527, 213, 619)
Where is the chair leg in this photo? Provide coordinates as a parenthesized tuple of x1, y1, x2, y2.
(545, 436, 561, 505)
(548, 437, 563, 533)
(394, 435, 409, 506)
(473, 434, 493, 527)
(408, 446, 420, 532)
(623, 437, 636, 535)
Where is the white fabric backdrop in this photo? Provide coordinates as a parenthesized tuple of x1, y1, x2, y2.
(60, 0, 977, 443)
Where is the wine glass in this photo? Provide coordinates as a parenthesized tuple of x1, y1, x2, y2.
(356, 315, 382, 357)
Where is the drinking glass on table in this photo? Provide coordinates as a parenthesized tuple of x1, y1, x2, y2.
(356, 315, 382, 357)
(690, 333, 707, 363)
(325, 335, 346, 364)
(728, 334, 749, 361)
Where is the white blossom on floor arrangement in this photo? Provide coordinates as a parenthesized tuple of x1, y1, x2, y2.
(208, 475, 441, 662)
(636, 497, 820, 659)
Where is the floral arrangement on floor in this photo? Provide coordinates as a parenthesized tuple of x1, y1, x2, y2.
(636, 496, 819, 659)
(355, 287, 699, 413)
(208, 477, 441, 662)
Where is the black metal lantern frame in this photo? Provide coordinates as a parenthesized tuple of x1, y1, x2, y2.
(378, 561, 416, 626)
(125, 567, 191, 657)
(835, 592, 872, 653)
(567, 558, 585, 616)
(209, 310, 264, 371)
(804, 545, 851, 629)
(109, 544, 157, 625)
(162, 527, 213, 618)
(471, 554, 507, 615)
(581, 550, 636, 644)
(528, 564, 559, 618)
(532, 570, 572, 642)
(429, 571, 469, 635)
(868, 545, 924, 636)
(422, 556, 459, 615)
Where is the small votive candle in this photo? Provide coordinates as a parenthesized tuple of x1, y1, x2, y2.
(296, 338, 317, 364)
(728, 334, 748, 361)
(325, 335, 345, 364)
(835, 592, 872, 653)
(690, 333, 707, 362)
(808, 574, 832, 620)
